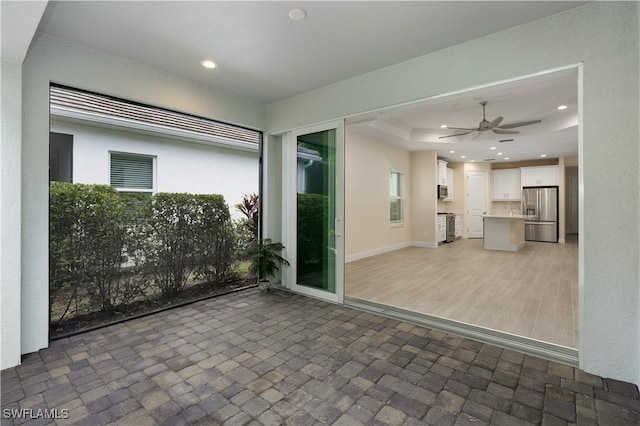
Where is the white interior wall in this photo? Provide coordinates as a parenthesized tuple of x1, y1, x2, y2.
(345, 130, 412, 260)
(410, 151, 438, 246)
(266, 3, 640, 385)
(1, 60, 23, 369)
(50, 120, 259, 219)
(17, 33, 265, 360)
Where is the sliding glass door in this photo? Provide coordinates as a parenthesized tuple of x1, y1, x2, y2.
(282, 121, 344, 303)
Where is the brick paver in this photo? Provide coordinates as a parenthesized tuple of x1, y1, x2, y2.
(1, 289, 639, 425)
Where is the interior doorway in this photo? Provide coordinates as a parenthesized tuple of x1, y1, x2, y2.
(342, 66, 581, 363)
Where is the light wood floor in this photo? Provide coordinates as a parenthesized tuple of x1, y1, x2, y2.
(345, 236, 578, 348)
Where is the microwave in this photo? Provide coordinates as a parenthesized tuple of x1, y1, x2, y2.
(438, 185, 449, 199)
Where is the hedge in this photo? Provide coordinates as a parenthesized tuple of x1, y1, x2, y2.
(49, 182, 236, 321)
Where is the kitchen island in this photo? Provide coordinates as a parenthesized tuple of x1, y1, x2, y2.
(482, 214, 528, 252)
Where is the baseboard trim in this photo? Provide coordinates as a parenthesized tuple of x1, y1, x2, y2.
(345, 296, 579, 367)
(346, 241, 441, 262)
(345, 242, 412, 263)
(410, 241, 439, 249)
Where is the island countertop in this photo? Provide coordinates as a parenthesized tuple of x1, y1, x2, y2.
(482, 214, 527, 252)
(481, 214, 532, 220)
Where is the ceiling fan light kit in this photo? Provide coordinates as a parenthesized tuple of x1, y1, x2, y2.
(439, 101, 542, 139)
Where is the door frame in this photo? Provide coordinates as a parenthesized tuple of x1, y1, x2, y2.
(281, 120, 345, 304)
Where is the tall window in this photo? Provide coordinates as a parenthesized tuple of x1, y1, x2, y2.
(110, 152, 154, 194)
(390, 170, 403, 224)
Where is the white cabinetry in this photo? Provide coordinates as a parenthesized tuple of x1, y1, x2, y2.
(520, 165, 558, 186)
(437, 215, 447, 243)
(492, 169, 521, 200)
(438, 160, 448, 185)
(455, 215, 462, 238)
(444, 168, 454, 201)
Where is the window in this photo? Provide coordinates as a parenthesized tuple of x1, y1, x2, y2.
(110, 152, 154, 193)
(390, 170, 403, 224)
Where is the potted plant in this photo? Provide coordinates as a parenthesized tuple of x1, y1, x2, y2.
(246, 238, 289, 292)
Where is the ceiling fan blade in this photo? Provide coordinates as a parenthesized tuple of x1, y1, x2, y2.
(492, 128, 520, 135)
(490, 116, 504, 127)
(438, 131, 474, 139)
(497, 119, 542, 129)
(444, 126, 477, 131)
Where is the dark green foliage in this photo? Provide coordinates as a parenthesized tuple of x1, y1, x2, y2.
(235, 193, 259, 241)
(49, 183, 148, 320)
(246, 238, 289, 282)
(49, 184, 237, 317)
(297, 193, 328, 275)
(192, 194, 234, 283)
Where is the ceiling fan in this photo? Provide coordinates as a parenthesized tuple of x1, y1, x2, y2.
(439, 101, 541, 139)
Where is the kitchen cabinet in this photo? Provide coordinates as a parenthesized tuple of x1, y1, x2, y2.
(455, 215, 462, 238)
(438, 160, 448, 186)
(444, 168, 454, 201)
(520, 165, 558, 186)
(492, 169, 521, 200)
(437, 215, 447, 243)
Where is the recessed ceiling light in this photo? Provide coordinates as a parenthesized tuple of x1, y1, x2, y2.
(540, 154, 547, 157)
(504, 157, 510, 160)
(460, 155, 466, 159)
(557, 105, 568, 110)
(497, 152, 503, 156)
(449, 150, 455, 153)
(470, 160, 475, 163)
(201, 60, 217, 69)
(441, 125, 448, 129)
(289, 8, 306, 20)
(490, 147, 496, 150)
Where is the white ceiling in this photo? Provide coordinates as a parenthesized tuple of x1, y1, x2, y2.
(347, 68, 579, 163)
(34, 1, 587, 105)
(6, 1, 583, 163)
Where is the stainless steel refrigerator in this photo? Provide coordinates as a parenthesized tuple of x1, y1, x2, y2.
(522, 186, 558, 242)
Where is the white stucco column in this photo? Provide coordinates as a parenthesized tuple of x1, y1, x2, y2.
(1, 59, 23, 369)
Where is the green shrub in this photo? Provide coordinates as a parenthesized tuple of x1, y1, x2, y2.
(296, 193, 328, 275)
(50, 184, 238, 318)
(49, 183, 147, 319)
(192, 194, 234, 283)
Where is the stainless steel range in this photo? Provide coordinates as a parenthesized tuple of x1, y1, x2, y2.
(445, 213, 456, 243)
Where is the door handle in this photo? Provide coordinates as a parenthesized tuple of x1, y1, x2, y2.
(335, 218, 343, 237)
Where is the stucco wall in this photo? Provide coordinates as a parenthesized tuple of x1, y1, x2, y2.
(266, 3, 640, 385)
(17, 33, 265, 359)
(50, 120, 258, 220)
(1, 60, 23, 369)
(345, 130, 412, 259)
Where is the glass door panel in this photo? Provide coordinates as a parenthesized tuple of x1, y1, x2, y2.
(284, 121, 344, 303)
(296, 129, 336, 292)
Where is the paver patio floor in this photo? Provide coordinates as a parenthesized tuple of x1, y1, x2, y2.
(2, 289, 639, 425)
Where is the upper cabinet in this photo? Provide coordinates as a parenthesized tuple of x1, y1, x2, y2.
(438, 160, 448, 185)
(520, 165, 558, 186)
(444, 168, 454, 201)
(492, 169, 521, 201)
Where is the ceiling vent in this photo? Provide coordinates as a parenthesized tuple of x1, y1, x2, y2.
(499, 139, 514, 143)
(484, 158, 495, 162)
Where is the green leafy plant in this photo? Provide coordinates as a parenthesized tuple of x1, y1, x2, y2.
(246, 238, 289, 292)
(49, 183, 148, 318)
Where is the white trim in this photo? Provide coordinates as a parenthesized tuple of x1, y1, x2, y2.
(411, 241, 439, 249)
(345, 242, 412, 263)
(51, 107, 260, 153)
(283, 120, 345, 304)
